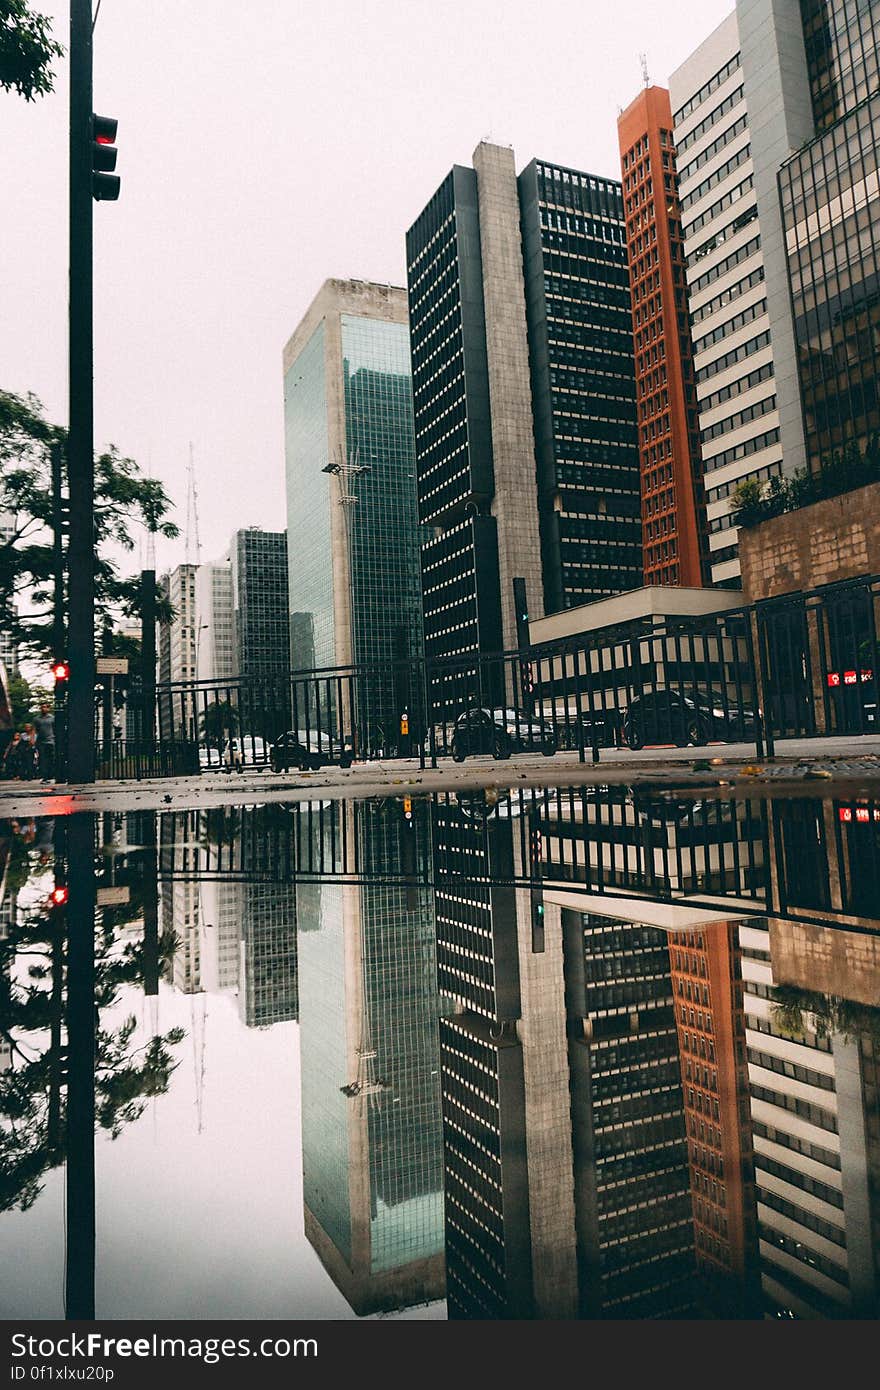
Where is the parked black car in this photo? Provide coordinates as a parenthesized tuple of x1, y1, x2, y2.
(450, 707, 557, 762)
(270, 729, 353, 772)
(622, 688, 756, 750)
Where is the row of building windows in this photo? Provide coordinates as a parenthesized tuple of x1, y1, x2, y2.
(696, 327, 772, 385)
(688, 231, 761, 298)
(688, 202, 759, 267)
(683, 173, 755, 239)
(701, 391, 776, 445)
(703, 426, 780, 477)
(678, 111, 750, 186)
(691, 265, 765, 326)
(693, 294, 767, 354)
(673, 50, 741, 125)
(677, 84, 745, 154)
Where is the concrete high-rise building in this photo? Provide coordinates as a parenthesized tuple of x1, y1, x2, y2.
(158, 563, 198, 686)
(406, 143, 642, 705)
(618, 86, 710, 588)
(282, 279, 424, 687)
(671, 13, 795, 588)
(195, 558, 235, 684)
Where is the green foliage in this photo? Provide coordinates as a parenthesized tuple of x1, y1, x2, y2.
(771, 983, 880, 1044)
(199, 700, 239, 749)
(0, 871, 186, 1212)
(0, 389, 179, 660)
(730, 436, 880, 530)
(0, 0, 63, 101)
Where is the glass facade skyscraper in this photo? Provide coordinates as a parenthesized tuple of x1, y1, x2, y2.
(777, 0, 880, 467)
(283, 280, 424, 686)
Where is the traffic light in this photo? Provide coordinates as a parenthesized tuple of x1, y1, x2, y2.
(51, 659, 70, 682)
(92, 114, 120, 201)
(402, 796, 413, 822)
(49, 884, 69, 908)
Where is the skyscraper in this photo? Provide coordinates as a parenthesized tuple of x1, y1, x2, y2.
(282, 279, 424, 680)
(231, 529, 290, 682)
(671, 12, 796, 587)
(406, 143, 642, 702)
(763, 0, 880, 467)
(618, 86, 710, 587)
(297, 801, 445, 1315)
(195, 558, 235, 684)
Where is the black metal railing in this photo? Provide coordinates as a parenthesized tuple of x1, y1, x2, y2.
(94, 571, 880, 779)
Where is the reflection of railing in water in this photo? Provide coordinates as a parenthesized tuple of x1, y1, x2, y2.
(152, 792, 880, 934)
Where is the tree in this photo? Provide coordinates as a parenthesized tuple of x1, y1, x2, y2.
(199, 700, 239, 750)
(0, 389, 179, 661)
(0, 849, 184, 1213)
(0, 0, 63, 101)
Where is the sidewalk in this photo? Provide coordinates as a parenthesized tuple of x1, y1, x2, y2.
(0, 735, 879, 817)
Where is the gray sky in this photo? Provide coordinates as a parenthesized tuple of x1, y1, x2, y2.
(1, 0, 733, 573)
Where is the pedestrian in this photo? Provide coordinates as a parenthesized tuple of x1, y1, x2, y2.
(19, 725, 38, 780)
(2, 732, 24, 779)
(34, 703, 56, 784)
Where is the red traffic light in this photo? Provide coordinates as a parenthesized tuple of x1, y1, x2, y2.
(51, 660, 70, 682)
(92, 113, 120, 201)
(49, 885, 69, 907)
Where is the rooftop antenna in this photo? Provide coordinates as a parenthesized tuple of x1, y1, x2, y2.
(640, 52, 650, 88)
(184, 443, 202, 568)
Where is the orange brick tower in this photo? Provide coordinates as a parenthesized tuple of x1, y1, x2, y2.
(618, 86, 709, 587)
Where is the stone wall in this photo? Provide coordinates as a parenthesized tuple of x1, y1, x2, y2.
(739, 480, 880, 601)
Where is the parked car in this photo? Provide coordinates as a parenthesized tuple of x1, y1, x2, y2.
(270, 729, 353, 772)
(622, 688, 756, 750)
(224, 736, 270, 769)
(450, 707, 557, 762)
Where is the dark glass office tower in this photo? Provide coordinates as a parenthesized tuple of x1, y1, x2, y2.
(519, 160, 643, 608)
(232, 529, 290, 681)
(406, 143, 642, 710)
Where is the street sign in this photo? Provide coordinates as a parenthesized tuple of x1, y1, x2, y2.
(96, 884, 130, 906)
(96, 657, 128, 675)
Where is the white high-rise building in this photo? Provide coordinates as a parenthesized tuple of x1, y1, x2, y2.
(195, 558, 235, 684)
(670, 12, 801, 587)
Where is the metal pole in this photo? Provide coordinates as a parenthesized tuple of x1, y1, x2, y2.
(67, 1, 95, 783)
(140, 570, 157, 762)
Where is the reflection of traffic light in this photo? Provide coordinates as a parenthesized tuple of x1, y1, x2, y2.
(49, 884, 69, 908)
(92, 114, 120, 201)
(528, 818, 542, 872)
(51, 660, 70, 683)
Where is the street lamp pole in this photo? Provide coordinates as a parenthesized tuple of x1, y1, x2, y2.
(322, 449, 371, 667)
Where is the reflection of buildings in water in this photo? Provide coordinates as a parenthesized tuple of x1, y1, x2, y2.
(667, 923, 761, 1314)
(433, 793, 701, 1318)
(298, 802, 445, 1315)
(742, 918, 880, 1319)
(238, 879, 297, 1028)
(198, 881, 241, 996)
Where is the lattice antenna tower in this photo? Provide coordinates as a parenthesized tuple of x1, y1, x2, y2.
(184, 442, 202, 567)
(640, 52, 650, 87)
